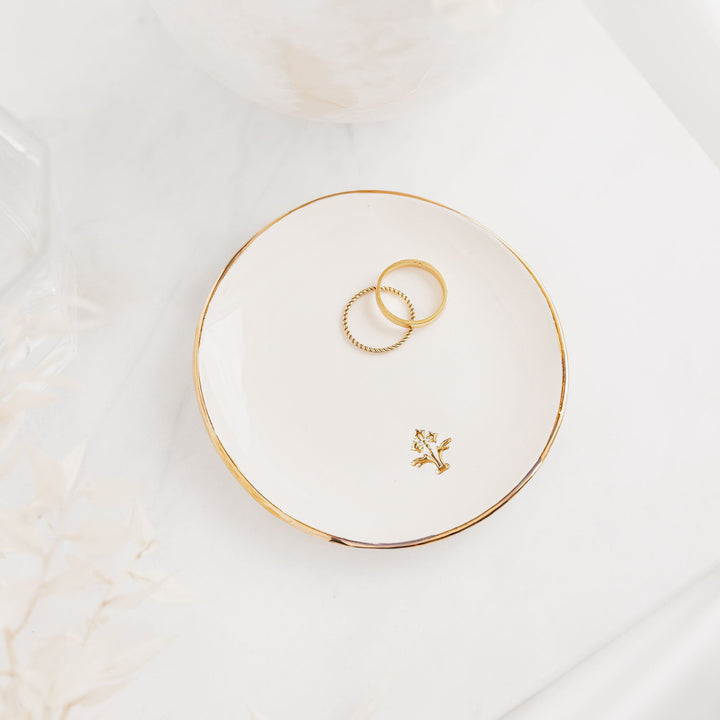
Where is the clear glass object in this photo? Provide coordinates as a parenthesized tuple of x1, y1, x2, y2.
(0, 107, 74, 379)
(0, 107, 49, 295)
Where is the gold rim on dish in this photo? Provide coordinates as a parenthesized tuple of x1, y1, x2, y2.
(193, 190, 568, 549)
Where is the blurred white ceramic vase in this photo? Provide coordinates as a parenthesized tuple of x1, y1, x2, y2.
(151, 0, 523, 122)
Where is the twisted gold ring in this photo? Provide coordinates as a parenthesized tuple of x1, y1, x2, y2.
(343, 286, 415, 353)
(375, 259, 447, 329)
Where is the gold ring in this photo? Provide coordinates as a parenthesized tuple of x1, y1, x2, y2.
(375, 259, 447, 328)
(343, 286, 415, 353)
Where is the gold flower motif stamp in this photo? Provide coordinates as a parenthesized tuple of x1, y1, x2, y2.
(411, 429, 452, 474)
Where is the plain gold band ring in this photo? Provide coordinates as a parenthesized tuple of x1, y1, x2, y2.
(375, 259, 447, 329)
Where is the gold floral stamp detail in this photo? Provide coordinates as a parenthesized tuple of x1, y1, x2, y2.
(411, 429, 452, 474)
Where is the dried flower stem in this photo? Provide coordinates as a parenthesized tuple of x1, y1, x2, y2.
(1, 294, 179, 719)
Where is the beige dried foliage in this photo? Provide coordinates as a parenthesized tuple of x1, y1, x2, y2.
(0, 293, 185, 719)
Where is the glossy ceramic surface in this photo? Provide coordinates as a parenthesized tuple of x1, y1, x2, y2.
(194, 191, 566, 547)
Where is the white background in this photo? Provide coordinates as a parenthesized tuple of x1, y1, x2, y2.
(585, 0, 720, 169)
(2, 0, 720, 718)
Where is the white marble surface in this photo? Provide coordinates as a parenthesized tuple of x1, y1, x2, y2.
(2, 0, 720, 718)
